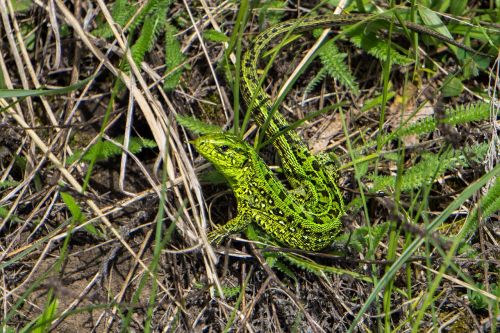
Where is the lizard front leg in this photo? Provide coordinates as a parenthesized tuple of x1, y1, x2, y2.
(207, 212, 252, 245)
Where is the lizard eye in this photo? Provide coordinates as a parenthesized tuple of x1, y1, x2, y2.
(219, 145, 229, 153)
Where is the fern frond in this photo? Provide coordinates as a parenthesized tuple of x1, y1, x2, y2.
(113, 0, 135, 28)
(395, 117, 437, 137)
(394, 101, 492, 138)
(443, 102, 492, 125)
(130, 17, 159, 66)
(316, 40, 359, 95)
(128, 0, 171, 32)
(370, 143, 489, 192)
(128, 0, 173, 68)
(217, 285, 241, 299)
(164, 23, 186, 91)
(0, 180, 18, 189)
(176, 115, 223, 135)
(69, 136, 157, 164)
(456, 177, 500, 241)
(126, 136, 158, 152)
(304, 67, 328, 97)
(149, 0, 171, 27)
(480, 177, 500, 218)
(349, 33, 413, 65)
(93, 0, 136, 38)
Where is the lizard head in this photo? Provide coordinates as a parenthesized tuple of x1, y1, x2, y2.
(191, 133, 254, 183)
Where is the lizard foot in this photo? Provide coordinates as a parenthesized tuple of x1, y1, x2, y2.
(207, 228, 227, 245)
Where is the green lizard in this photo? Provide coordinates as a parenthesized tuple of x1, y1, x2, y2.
(192, 133, 343, 251)
(192, 13, 486, 251)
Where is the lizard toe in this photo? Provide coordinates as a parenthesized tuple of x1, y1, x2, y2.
(207, 228, 226, 245)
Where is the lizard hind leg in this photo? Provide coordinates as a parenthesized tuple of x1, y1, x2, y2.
(288, 179, 320, 208)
